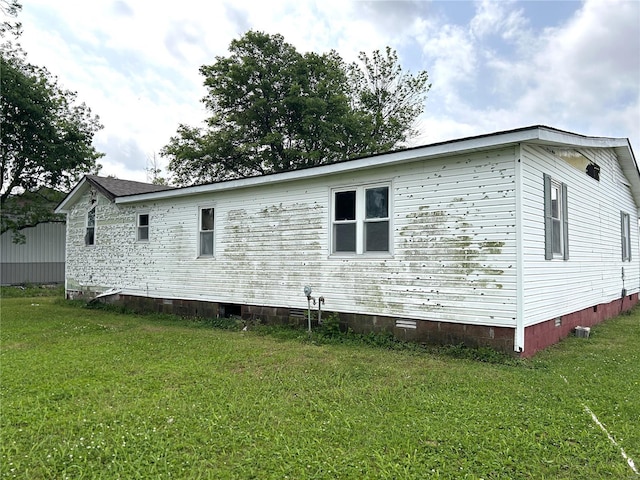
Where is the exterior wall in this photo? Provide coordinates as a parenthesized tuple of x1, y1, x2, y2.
(522, 293, 637, 357)
(520, 145, 640, 328)
(115, 293, 516, 353)
(1, 222, 66, 285)
(64, 147, 518, 330)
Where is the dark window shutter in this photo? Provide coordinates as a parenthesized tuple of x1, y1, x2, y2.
(621, 212, 625, 261)
(562, 183, 569, 260)
(543, 174, 553, 260)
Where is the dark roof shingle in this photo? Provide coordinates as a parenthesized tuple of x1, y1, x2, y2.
(85, 175, 175, 201)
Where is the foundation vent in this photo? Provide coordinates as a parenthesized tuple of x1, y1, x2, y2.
(396, 319, 417, 329)
(289, 308, 306, 319)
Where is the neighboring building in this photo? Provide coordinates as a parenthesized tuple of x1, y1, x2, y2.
(0, 222, 66, 285)
(55, 126, 640, 356)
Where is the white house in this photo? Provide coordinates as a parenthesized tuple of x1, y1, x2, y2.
(55, 126, 640, 356)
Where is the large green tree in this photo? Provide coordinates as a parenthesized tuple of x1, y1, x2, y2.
(163, 31, 430, 186)
(1, 3, 103, 237)
(348, 46, 431, 151)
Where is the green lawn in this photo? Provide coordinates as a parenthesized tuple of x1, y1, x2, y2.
(1, 293, 638, 479)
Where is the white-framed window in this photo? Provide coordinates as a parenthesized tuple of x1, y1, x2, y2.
(331, 183, 391, 255)
(85, 206, 96, 246)
(621, 211, 632, 261)
(543, 174, 568, 260)
(198, 207, 214, 257)
(137, 213, 149, 242)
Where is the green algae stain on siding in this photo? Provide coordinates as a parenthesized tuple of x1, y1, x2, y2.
(396, 205, 507, 312)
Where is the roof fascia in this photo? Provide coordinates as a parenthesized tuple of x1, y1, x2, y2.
(613, 141, 640, 207)
(117, 127, 549, 204)
(54, 178, 90, 214)
(108, 126, 638, 209)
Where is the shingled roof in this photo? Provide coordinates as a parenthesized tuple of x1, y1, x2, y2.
(85, 175, 175, 201)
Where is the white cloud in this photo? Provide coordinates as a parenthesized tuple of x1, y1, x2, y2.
(13, 0, 640, 184)
(470, 0, 528, 42)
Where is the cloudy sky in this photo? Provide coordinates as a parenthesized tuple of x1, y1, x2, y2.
(13, 0, 640, 183)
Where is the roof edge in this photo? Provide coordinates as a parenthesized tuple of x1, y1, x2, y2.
(117, 125, 633, 204)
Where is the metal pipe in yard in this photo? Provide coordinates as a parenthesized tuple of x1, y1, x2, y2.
(318, 296, 325, 324)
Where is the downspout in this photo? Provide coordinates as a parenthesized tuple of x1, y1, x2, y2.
(515, 144, 525, 353)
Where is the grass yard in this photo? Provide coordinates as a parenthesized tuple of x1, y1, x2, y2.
(1, 291, 639, 479)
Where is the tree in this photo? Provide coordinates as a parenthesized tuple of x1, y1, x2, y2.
(1, 3, 103, 236)
(146, 152, 167, 185)
(348, 47, 431, 152)
(163, 31, 430, 186)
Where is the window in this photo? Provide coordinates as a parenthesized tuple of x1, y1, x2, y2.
(137, 213, 149, 242)
(621, 212, 632, 261)
(332, 184, 390, 254)
(543, 174, 568, 260)
(199, 207, 214, 257)
(85, 206, 96, 246)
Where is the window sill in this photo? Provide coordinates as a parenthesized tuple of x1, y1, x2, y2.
(329, 252, 394, 260)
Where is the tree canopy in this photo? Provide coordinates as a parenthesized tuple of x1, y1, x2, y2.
(163, 31, 430, 186)
(1, 3, 103, 237)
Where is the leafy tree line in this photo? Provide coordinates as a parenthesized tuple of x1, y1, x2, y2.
(1, 2, 430, 240)
(162, 31, 431, 186)
(1, 0, 103, 238)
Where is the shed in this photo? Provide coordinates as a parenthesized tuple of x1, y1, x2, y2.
(55, 126, 640, 356)
(0, 222, 66, 285)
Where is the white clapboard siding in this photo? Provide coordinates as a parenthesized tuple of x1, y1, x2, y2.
(520, 144, 639, 326)
(64, 147, 518, 328)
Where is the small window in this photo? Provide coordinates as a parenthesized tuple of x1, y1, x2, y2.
(332, 184, 390, 255)
(85, 206, 96, 246)
(621, 212, 631, 261)
(199, 207, 214, 257)
(137, 213, 149, 242)
(544, 174, 568, 260)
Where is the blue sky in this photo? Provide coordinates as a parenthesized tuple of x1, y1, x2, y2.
(13, 0, 640, 182)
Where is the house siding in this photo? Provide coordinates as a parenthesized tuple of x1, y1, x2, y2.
(64, 147, 518, 329)
(520, 144, 639, 327)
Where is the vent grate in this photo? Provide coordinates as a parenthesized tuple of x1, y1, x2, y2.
(289, 308, 306, 319)
(396, 319, 417, 329)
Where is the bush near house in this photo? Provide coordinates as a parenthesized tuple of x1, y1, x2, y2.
(1, 292, 638, 479)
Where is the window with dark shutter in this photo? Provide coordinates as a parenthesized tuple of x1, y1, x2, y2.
(621, 212, 631, 261)
(544, 174, 568, 260)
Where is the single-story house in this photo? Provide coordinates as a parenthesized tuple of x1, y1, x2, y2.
(1, 222, 66, 285)
(55, 126, 640, 356)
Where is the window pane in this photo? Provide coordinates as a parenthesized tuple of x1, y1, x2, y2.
(200, 231, 214, 256)
(85, 227, 95, 246)
(201, 208, 214, 231)
(87, 208, 95, 228)
(334, 223, 356, 252)
(365, 221, 389, 252)
(139, 214, 149, 227)
(551, 186, 559, 219)
(366, 187, 388, 219)
(335, 191, 356, 221)
(138, 226, 149, 241)
(552, 219, 561, 254)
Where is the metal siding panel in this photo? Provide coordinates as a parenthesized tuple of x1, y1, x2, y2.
(0, 223, 66, 284)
